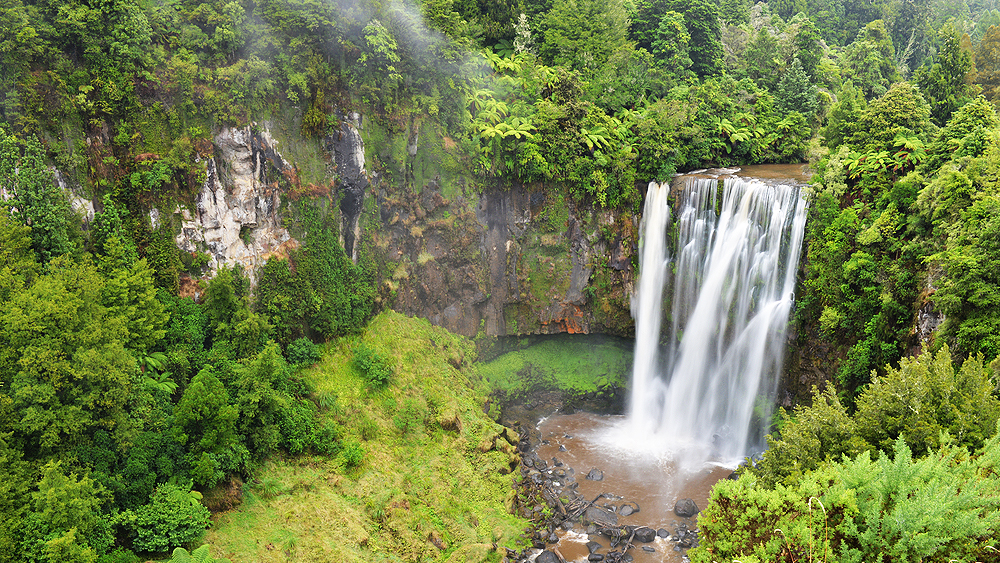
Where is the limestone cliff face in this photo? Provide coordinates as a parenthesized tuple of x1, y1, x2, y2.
(173, 126, 296, 282)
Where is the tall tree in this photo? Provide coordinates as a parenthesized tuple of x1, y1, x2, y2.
(776, 58, 819, 117)
(0, 133, 77, 262)
(632, 0, 723, 78)
(841, 20, 898, 99)
(975, 25, 1000, 103)
(538, 0, 631, 73)
(916, 24, 976, 126)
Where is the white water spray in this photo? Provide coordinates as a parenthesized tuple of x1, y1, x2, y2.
(624, 176, 807, 466)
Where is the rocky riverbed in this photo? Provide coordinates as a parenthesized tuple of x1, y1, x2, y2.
(501, 406, 735, 563)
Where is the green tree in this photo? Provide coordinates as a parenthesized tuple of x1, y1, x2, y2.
(649, 11, 692, 80)
(932, 194, 1000, 360)
(1, 257, 137, 454)
(740, 28, 782, 92)
(975, 25, 1000, 103)
(855, 345, 1000, 455)
(775, 58, 818, 117)
(822, 81, 866, 148)
(538, 0, 630, 73)
(916, 24, 976, 126)
(631, 0, 722, 77)
(0, 133, 77, 262)
(849, 81, 931, 153)
(173, 368, 237, 486)
(841, 20, 898, 100)
(793, 16, 823, 79)
(129, 483, 211, 553)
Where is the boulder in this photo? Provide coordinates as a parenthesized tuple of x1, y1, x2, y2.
(674, 498, 699, 518)
(535, 550, 560, 563)
(586, 468, 604, 481)
(633, 527, 657, 543)
(584, 506, 618, 527)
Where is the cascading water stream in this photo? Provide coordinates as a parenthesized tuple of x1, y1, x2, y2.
(625, 176, 808, 466)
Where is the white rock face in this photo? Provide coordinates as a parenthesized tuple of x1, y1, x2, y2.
(174, 126, 295, 282)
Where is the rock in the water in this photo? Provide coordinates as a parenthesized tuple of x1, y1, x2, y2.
(642, 546, 656, 553)
(547, 532, 559, 543)
(633, 527, 656, 543)
(535, 550, 560, 563)
(586, 468, 604, 481)
(618, 505, 633, 517)
(552, 457, 563, 467)
(584, 506, 618, 527)
(559, 445, 567, 452)
(588, 554, 605, 561)
(674, 498, 699, 518)
(657, 528, 669, 538)
(586, 541, 602, 554)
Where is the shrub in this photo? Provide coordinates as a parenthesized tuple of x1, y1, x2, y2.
(286, 337, 321, 366)
(130, 483, 211, 553)
(341, 440, 365, 469)
(352, 343, 393, 388)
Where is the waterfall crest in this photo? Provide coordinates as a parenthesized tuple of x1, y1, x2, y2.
(625, 176, 808, 465)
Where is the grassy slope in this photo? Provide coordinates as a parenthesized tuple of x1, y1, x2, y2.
(206, 311, 528, 562)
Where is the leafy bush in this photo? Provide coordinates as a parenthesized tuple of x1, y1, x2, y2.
(129, 483, 211, 553)
(352, 343, 393, 388)
(286, 337, 321, 366)
(169, 544, 231, 563)
(693, 432, 1000, 563)
(341, 440, 365, 469)
(755, 346, 1000, 486)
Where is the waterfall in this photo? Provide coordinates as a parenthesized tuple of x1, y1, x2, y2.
(626, 176, 808, 465)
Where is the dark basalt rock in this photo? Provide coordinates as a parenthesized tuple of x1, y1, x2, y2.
(674, 498, 699, 517)
(641, 546, 656, 553)
(588, 554, 605, 561)
(633, 527, 657, 543)
(584, 506, 619, 527)
(586, 468, 604, 481)
(657, 528, 669, 538)
(618, 501, 639, 516)
(586, 541, 602, 554)
(535, 550, 560, 563)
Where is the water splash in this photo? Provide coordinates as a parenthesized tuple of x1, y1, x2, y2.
(621, 176, 807, 467)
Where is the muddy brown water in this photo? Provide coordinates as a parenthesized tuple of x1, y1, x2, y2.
(532, 412, 734, 563)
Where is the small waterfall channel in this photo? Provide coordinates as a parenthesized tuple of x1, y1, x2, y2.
(626, 175, 808, 464)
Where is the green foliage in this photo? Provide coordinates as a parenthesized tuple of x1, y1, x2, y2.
(696, 434, 1000, 563)
(538, 0, 630, 74)
(174, 368, 238, 486)
(168, 544, 231, 563)
(931, 194, 1000, 359)
(754, 347, 1000, 487)
(855, 345, 1000, 456)
(129, 483, 211, 553)
(0, 132, 77, 262)
(352, 343, 394, 389)
(287, 337, 321, 366)
(849, 81, 931, 154)
(841, 20, 898, 100)
(916, 23, 976, 126)
(775, 58, 818, 117)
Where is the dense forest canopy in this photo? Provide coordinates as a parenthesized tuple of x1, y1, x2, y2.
(3, 0, 1000, 560)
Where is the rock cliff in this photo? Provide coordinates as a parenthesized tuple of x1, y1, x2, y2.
(171, 117, 639, 338)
